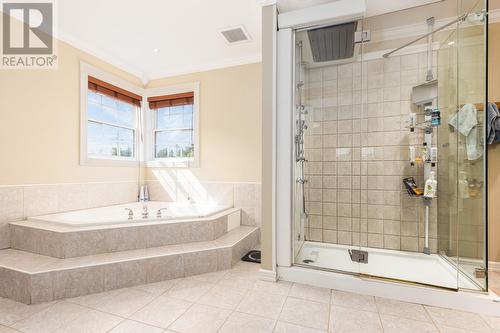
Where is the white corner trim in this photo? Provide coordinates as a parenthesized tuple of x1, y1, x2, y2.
(278, 0, 365, 30)
(259, 0, 277, 6)
(258, 268, 278, 281)
(489, 261, 500, 273)
(146, 54, 262, 81)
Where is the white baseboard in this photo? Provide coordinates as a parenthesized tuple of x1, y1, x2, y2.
(489, 261, 500, 273)
(258, 268, 277, 282)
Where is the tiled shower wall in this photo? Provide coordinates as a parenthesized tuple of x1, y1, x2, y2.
(303, 52, 439, 253)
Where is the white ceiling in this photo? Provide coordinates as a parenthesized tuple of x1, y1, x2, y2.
(57, 0, 262, 83)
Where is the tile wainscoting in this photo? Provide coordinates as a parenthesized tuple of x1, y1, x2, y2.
(0, 182, 138, 249)
(145, 180, 262, 228)
(0, 180, 261, 250)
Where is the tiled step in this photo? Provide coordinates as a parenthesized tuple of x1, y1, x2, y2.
(9, 208, 241, 258)
(0, 226, 259, 305)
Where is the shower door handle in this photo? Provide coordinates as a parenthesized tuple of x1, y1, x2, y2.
(296, 178, 308, 184)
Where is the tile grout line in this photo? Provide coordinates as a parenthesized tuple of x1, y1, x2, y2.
(165, 273, 232, 332)
(123, 280, 183, 329)
(423, 305, 446, 333)
(6, 300, 62, 330)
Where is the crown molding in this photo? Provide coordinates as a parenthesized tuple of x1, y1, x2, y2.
(57, 29, 148, 85)
(57, 30, 262, 84)
(146, 53, 262, 82)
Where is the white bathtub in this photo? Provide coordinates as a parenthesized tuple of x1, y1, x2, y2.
(29, 201, 232, 227)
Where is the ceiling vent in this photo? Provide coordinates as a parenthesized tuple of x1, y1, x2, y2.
(220, 25, 251, 44)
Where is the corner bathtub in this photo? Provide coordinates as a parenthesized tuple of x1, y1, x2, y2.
(29, 201, 232, 227)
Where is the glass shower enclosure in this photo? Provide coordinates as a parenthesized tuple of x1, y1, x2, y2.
(291, 0, 488, 291)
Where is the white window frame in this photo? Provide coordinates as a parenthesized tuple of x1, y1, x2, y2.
(144, 82, 200, 168)
(80, 61, 144, 167)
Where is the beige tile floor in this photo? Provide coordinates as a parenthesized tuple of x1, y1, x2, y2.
(0, 262, 499, 333)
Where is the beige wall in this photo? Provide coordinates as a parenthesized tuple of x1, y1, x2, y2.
(488, 22, 500, 262)
(0, 37, 263, 247)
(0, 41, 142, 185)
(145, 63, 262, 183)
(0, 39, 262, 186)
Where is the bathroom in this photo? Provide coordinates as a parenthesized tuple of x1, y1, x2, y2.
(0, 0, 500, 332)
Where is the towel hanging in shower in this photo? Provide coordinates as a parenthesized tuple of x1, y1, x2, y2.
(448, 103, 482, 160)
(487, 102, 500, 144)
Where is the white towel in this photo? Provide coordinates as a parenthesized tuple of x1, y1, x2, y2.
(448, 103, 482, 160)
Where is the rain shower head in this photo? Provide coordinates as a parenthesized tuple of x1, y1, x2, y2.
(307, 21, 358, 62)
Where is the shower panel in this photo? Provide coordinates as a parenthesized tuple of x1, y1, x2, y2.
(293, 40, 307, 259)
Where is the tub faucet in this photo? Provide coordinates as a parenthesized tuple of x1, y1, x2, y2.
(139, 185, 149, 202)
(142, 204, 149, 219)
(125, 208, 134, 220)
(156, 208, 168, 218)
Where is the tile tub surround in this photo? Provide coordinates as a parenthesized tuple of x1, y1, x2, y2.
(0, 182, 138, 250)
(146, 180, 262, 227)
(303, 53, 440, 253)
(1, 261, 499, 333)
(9, 209, 240, 258)
(0, 226, 259, 304)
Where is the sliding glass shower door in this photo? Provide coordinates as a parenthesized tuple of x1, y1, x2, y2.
(291, 0, 488, 291)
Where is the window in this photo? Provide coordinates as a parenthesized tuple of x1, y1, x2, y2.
(155, 104, 194, 159)
(80, 63, 199, 168)
(80, 63, 143, 166)
(146, 84, 199, 167)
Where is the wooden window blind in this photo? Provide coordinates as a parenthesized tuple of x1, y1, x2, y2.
(88, 76, 142, 107)
(147, 92, 194, 110)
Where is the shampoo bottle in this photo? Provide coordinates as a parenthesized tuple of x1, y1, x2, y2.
(424, 171, 437, 198)
(409, 146, 416, 166)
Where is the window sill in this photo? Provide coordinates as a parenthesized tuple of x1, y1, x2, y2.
(144, 159, 199, 168)
(80, 157, 139, 167)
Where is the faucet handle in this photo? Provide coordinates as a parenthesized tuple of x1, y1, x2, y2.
(156, 208, 168, 218)
(141, 205, 149, 218)
(124, 208, 134, 220)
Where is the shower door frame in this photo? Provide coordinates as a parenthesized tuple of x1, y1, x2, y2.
(273, 0, 497, 315)
(275, 5, 366, 269)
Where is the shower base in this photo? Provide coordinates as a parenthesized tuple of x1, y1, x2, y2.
(295, 241, 480, 290)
